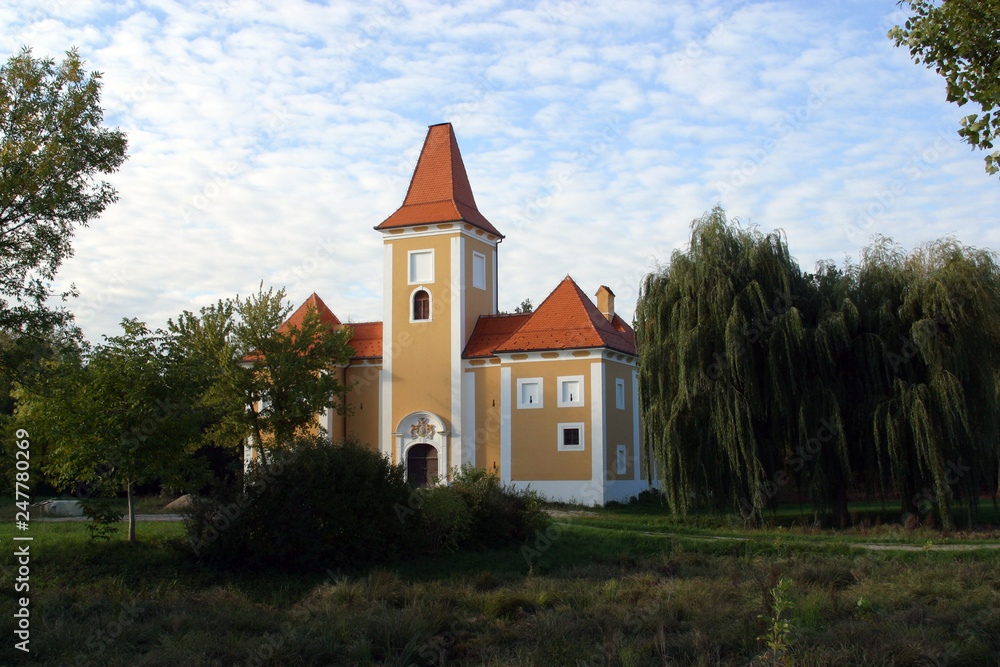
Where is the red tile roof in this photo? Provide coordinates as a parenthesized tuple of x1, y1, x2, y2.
(344, 321, 382, 359)
(466, 277, 636, 357)
(463, 313, 532, 358)
(609, 313, 636, 352)
(376, 123, 503, 238)
(277, 293, 341, 334)
(269, 295, 383, 362)
(270, 279, 633, 364)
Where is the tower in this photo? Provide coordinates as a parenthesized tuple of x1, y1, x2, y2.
(375, 123, 503, 482)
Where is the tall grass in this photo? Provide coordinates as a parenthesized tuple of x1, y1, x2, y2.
(1, 511, 998, 665)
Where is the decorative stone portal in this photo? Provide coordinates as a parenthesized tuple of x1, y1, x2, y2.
(393, 410, 450, 484)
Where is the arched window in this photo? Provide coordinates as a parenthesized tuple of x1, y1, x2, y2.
(413, 289, 430, 321)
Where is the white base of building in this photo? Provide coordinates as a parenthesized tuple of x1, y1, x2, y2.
(509, 478, 650, 506)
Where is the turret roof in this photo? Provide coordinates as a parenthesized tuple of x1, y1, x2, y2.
(376, 123, 502, 238)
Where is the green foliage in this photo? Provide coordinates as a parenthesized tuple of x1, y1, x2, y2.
(186, 436, 417, 570)
(0, 47, 128, 372)
(448, 464, 549, 550)
(756, 577, 796, 665)
(418, 485, 473, 557)
(79, 500, 124, 542)
(637, 207, 1000, 528)
(169, 285, 354, 463)
(636, 206, 817, 522)
(14, 318, 205, 540)
(889, 0, 1000, 177)
(514, 298, 533, 313)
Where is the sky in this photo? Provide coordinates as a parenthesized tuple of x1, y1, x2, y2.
(3, 0, 999, 341)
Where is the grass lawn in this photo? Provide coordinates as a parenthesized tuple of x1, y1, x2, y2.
(2, 500, 999, 665)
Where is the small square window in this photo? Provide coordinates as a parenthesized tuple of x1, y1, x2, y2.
(615, 378, 626, 410)
(558, 422, 585, 451)
(616, 445, 627, 474)
(472, 251, 486, 290)
(409, 250, 434, 284)
(557, 375, 584, 407)
(517, 378, 542, 409)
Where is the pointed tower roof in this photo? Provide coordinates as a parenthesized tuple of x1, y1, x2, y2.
(277, 293, 341, 334)
(376, 123, 503, 238)
(492, 276, 636, 355)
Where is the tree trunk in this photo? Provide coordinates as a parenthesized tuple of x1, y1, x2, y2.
(833, 483, 849, 528)
(901, 475, 918, 517)
(127, 481, 136, 542)
(829, 461, 850, 527)
(253, 416, 268, 468)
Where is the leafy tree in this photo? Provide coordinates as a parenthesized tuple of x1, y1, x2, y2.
(636, 207, 823, 523)
(0, 326, 84, 495)
(15, 319, 202, 541)
(637, 207, 1000, 528)
(0, 47, 128, 374)
(514, 298, 533, 314)
(889, 0, 1000, 177)
(170, 285, 354, 466)
(168, 298, 244, 452)
(857, 236, 1000, 527)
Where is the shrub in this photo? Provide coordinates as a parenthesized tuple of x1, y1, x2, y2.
(418, 485, 473, 556)
(448, 465, 549, 549)
(80, 501, 124, 542)
(185, 436, 419, 570)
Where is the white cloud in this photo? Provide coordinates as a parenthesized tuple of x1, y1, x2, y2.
(0, 0, 996, 340)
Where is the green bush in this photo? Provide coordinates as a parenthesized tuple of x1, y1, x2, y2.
(185, 436, 419, 570)
(448, 465, 549, 550)
(80, 501, 124, 542)
(418, 485, 473, 556)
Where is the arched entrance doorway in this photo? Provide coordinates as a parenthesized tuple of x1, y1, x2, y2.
(394, 411, 450, 482)
(406, 443, 438, 487)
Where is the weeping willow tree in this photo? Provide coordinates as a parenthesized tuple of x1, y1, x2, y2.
(855, 236, 1000, 529)
(638, 208, 1000, 527)
(635, 207, 850, 523)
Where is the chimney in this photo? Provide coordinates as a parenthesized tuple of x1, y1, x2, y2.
(596, 285, 615, 322)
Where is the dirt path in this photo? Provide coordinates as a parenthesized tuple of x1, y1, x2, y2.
(545, 511, 1000, 551)
(33, 514, 185, 522)
(850, 542, 1000, 551)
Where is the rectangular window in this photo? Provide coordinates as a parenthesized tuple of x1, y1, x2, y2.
(472, 251, 486, 290)
(517, 378, 542, 409)
(615, 378, 626, 410)
(617, 445, 627, 474)
(558, 422, 585, 451)
(557, 375, 584, 407)
(408, 249, 434, 284)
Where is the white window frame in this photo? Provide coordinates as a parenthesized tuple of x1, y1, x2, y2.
(616, 445, 627, 474)
(557, 375, 585, 408)
(557, 422, 585, 451)
(408, 249, 434, 284)
(516, 378, 543, 409)
(472, 251, 486, 290)
(409, 287, 433, 323)
(615, 378, 626, 410)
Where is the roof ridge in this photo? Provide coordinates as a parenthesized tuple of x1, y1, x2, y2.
(491, 276, 636, 355)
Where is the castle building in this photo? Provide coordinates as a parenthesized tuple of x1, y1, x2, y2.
(277, 123, 648, 505)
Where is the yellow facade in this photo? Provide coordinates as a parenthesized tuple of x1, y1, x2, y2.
(287, 122, 649, 504)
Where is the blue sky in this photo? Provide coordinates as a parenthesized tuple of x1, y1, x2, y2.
(3, 0, 999, 340)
